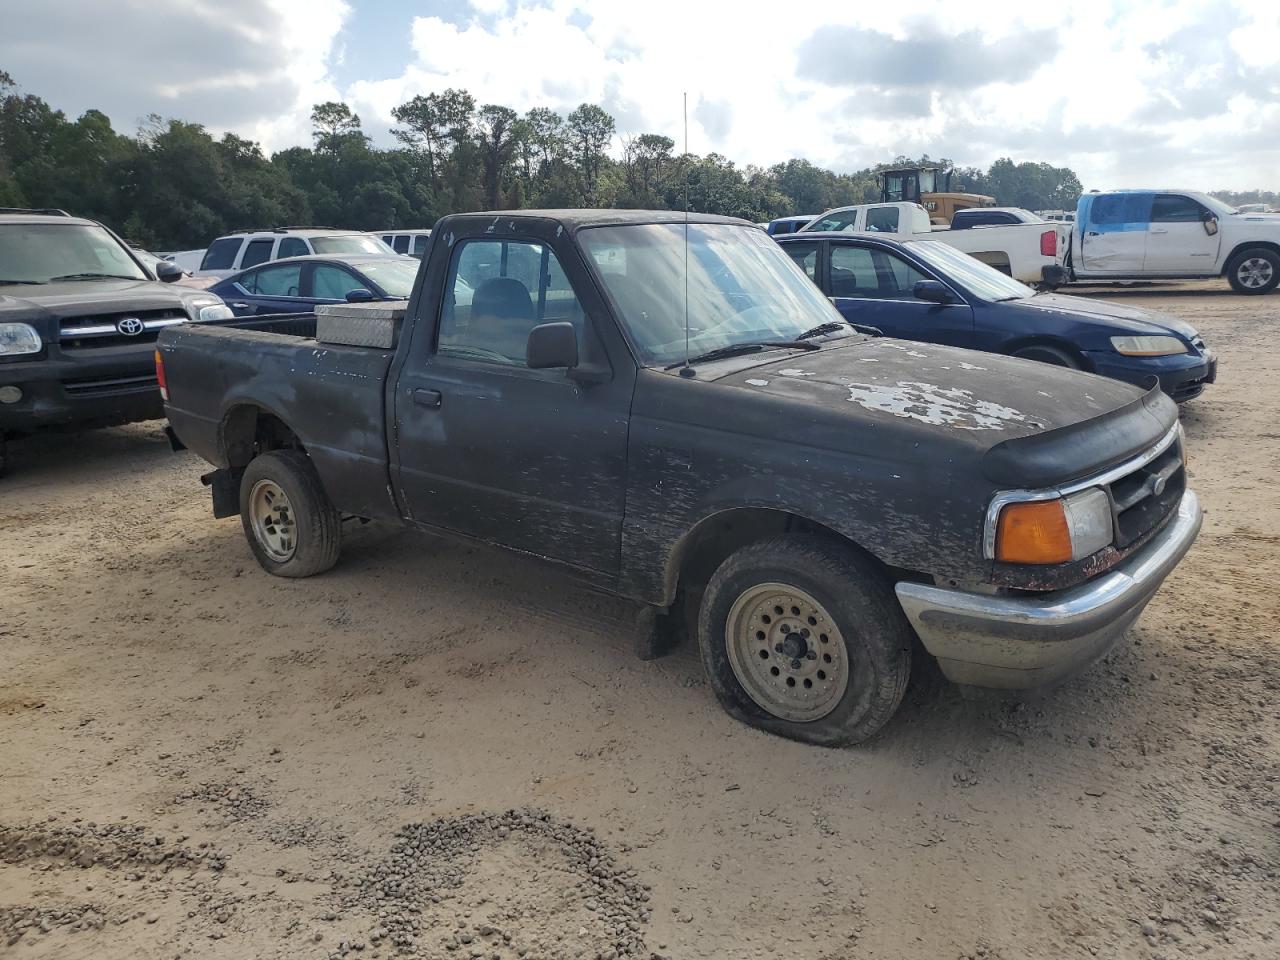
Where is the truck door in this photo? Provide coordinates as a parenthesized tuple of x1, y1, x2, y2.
(1143, 194, 1222, 273)
(1078, 193, 1152, 274)
(392, 234, 634, 579)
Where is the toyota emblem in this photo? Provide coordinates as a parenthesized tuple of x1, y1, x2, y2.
(116, 317, 144, 336)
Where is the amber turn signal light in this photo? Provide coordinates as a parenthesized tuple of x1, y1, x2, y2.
(995, 499, 1073, 564)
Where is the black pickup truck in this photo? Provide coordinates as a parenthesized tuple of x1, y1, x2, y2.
(0, 209, 235, 460)
(159, 210, 1202, 745)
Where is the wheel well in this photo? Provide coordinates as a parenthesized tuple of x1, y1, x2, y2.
(669, 508, 879, 608)
(1222, 241, 1280, 275)
(221, 406, 304, 468)
(1002, 337, 1091, 371)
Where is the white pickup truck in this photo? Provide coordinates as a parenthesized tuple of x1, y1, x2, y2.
(801, 202, 1069, 287)
(1068, 190, 1280, 294)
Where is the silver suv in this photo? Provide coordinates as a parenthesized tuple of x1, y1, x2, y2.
(197, 228, 396, 279)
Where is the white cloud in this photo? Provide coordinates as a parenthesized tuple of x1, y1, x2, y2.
(2, 0, 1275, 189)
(331, 0, 1278, 189)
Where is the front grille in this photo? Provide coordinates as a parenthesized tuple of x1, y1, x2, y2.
(1107, 438, 1185, 548)
(63, 374, 158, 396)
(59, 309, 189, 350)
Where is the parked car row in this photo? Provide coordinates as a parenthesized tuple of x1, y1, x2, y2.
(157, 210, 1203, 746)
(800, 201, 1070, 287)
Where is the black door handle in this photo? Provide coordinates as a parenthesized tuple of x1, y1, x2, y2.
(412, 388, 442, 408)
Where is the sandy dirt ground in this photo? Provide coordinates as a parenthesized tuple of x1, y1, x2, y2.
(1, 282, 1277, 960)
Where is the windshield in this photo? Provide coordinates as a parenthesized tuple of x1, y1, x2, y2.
(0, 223, 148, 284)
(579, 223, 848, 367)
(354, 258, 420, 298)
(311, 234, 397, 256)
(906, 240, 1035, 301)
(1195, 193, 1237, 217)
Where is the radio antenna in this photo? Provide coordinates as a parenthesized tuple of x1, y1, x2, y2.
(680, 91, 694, 377)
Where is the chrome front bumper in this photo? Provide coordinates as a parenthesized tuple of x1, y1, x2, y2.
(895, 490, 1202, 689)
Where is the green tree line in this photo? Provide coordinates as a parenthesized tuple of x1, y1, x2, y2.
(3, 69, 1096, 250)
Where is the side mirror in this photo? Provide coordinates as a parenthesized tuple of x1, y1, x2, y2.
(913, 279, 953, 304)
(345, 288, 375, 303)
(1203, 213, 1219, 236)
(526, 321, 579, 369)
(155, 261, 183, 283)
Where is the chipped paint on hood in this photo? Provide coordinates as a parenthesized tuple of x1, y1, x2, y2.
(716, 336, 1143, 442)
(843, 381, 1047, 431)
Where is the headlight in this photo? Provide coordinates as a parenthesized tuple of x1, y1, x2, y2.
(197, 304, 234, 322)
(993, 487, 1112, 564)
(1110, 335, 1186, 356)
(185, 296, 234, 323)
(0, 322, 43, 357)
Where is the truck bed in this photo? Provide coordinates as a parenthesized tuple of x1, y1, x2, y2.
(158, 315, 401, 523)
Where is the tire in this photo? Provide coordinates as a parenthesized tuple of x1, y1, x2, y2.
(697, 535, 912, 746)
(238, 450, 341, 578)
(1226, 247, 1280, 295)
(1011, 343, 1081, 369)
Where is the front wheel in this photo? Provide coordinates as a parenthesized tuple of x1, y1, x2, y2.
(1226, 248, 1279, 294)
(697, 536, 912, 746)
(239, 450, 341, 578)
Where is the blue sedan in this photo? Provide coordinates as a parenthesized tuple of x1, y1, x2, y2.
(776, 233, 1216, 402)
(208, 254, 419, 317)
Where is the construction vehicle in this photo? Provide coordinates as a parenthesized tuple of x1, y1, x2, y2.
(878, 165, 996, 225)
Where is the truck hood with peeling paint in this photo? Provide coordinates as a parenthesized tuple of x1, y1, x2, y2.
(714, 337, 1144, 441)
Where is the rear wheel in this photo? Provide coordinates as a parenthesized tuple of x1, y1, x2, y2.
(1226, 248, 1279, 294)
(697, 536, 912, 746)
(1011, 343, 1081, 369)
(239, 450, 341, 577)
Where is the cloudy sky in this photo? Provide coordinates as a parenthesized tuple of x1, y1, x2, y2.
(2, 0, 1277, 189)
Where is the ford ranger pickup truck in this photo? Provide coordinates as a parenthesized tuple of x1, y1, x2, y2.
(0, 208, 234, 461)
(1068, 190, 1280, 294)
(159, 210, 1202, 745)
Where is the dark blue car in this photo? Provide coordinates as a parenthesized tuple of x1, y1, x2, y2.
(208, 254, 419, 317)
(776, 233, 1216, 401)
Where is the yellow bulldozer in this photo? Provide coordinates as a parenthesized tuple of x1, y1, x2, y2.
(878, 165, 995, 225)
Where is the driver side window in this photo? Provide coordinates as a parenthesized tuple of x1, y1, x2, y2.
(438, 239, 584, 366)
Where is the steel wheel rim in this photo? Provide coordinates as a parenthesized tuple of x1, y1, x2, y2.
(725, 582, 849, 722)
(249, 479, 297, 562)
(1238, 257, 1273, 288)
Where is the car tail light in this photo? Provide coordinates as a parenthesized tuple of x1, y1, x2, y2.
(1040, 230, 1057, 257)
(155, 349, 168, 402)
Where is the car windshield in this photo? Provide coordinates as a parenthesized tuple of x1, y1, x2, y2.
(0, 223, 148, 284)
(354, 258, 420, 298)
(905, 240, 1035, 302)
(310, 234, 397, 256)
(1195, 193, 1237, 217)
(579, 223, 849, 367)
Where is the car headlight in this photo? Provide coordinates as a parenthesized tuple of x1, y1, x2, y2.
(991, 487, 1112, 565)
(0, 322, 43, 357)
(185, 296, 234, 323)
(197, 304, 235, 322)
(1110, 335, 1186, 356)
